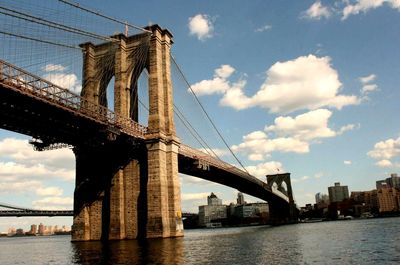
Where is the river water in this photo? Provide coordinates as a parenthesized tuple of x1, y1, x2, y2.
(0, 217, 399, 264)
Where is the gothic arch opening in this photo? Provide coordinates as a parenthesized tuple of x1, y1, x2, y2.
(127, 59, 149, 126)
(104, 76, 115, 112)
(280, 181, 287, 193)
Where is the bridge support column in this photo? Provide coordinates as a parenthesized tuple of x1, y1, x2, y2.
(144, 24, 183, 238)
(71, 144, 144, 241)
(72, 147, 105, 241)
(145, 139, 183, 238)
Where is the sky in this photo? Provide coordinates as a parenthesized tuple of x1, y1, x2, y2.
(1, 0, 400, 232)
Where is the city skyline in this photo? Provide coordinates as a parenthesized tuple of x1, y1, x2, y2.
(1, 0, 400, 231)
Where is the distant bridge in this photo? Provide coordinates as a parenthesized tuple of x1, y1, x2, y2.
(0, 203, 73, 217)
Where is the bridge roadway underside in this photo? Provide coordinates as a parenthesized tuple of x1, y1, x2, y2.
(0, 83, 133, 147)
(178, 154, 291, 224)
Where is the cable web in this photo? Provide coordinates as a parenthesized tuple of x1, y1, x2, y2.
(0, 0, 148, 95)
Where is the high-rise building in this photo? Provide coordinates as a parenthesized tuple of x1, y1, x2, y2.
(237, 192, 246, 205)
(328, 182, 349, 203)
(207, 192, 222, 206)
(386, 173, 400, 189)
(376, 173, 400, 189)
(377, 187, 399, 212)
(38, 223, 45, 235)
(199, 192, 227, 227)
(376, 180, 387, 189)
(29, 224, 37, 235)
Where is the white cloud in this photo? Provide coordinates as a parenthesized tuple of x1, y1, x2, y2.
(188, 14, 214, 41)
(376, 159, 392, 167)
(0, 180, 42, 194)
(42, 64, 66, 72)
(180, 174, 212, 186)
(338, 123, 359, 135)
(303, 1, 332, 19)
(181, 192, 209, 201)
(255, 24, 272, 32)
(359, 74, 376, 84)
(36, 187, 63, 197)
(0, 162, 74, 182)
(314, 172, 324, 179)
(368, 135, 400, 168)
(0, 137, 73, 201)
(198, 55, 359, 114)
(43, 73, 81, 93)
(231, 131, 309, 160)
(232, 109, 356, 159)
(191, 65, 236, 96)
(198, 147, 229, 158)
(245, 161, 284, 179)
(367, 136, 400, 160)
(41, 63, 81, 93)
(361, 84, 378, 94)
(344, 160, 352, 165)
(265, 109, 337, 141)
(32, 196, 73, 210)
(0, 138, 74, 170)
(342, 0, 400, 20)
(359, 74, 378, 95)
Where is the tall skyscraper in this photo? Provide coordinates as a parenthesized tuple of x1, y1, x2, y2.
(237, 192, 245, 205)
(328, 182, 349, 203)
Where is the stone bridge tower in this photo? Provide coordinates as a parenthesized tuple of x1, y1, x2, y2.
(266, 173, 298, 224)
(72, 25, 183, 241)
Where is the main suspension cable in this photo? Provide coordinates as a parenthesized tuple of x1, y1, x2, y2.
(171, 55, 251, 176)
(58, 0, 151, 33)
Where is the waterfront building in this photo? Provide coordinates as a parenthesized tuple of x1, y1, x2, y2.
(328, 182, 349, 203)
(376, 180, 387, 189)
(386, 173, 400, 189)
(16, 228, 24, 235)
(38, 223, 45, 235)
(29, 224, 37, 235)
(234, 202, 268, 218)
(237, 192, 246, 205)
(207, 192, 222, 206)
(377, 187, 399, 212)
(199, 192, 227, 227)
(315, 192, 329, 209)
(7, 227, 16, 236)
(376, 173, 400, 189)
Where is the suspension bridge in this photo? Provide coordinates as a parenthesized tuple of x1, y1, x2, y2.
(0, 0, 297, 241)
(0, 203, 73, 217)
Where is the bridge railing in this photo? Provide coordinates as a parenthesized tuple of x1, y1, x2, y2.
(0, 59, 147, 138)
(179, 144, 271, 191)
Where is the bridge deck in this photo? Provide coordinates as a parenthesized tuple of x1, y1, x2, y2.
(0, 210, 73, 217)
(0, 59, 147, 139)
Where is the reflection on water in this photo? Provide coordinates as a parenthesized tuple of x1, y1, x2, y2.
(72, 237, 184, 264)
(1, 217, 400, 264)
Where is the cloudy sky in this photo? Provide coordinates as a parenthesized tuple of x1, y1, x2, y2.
(1, 0, 400, 232)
